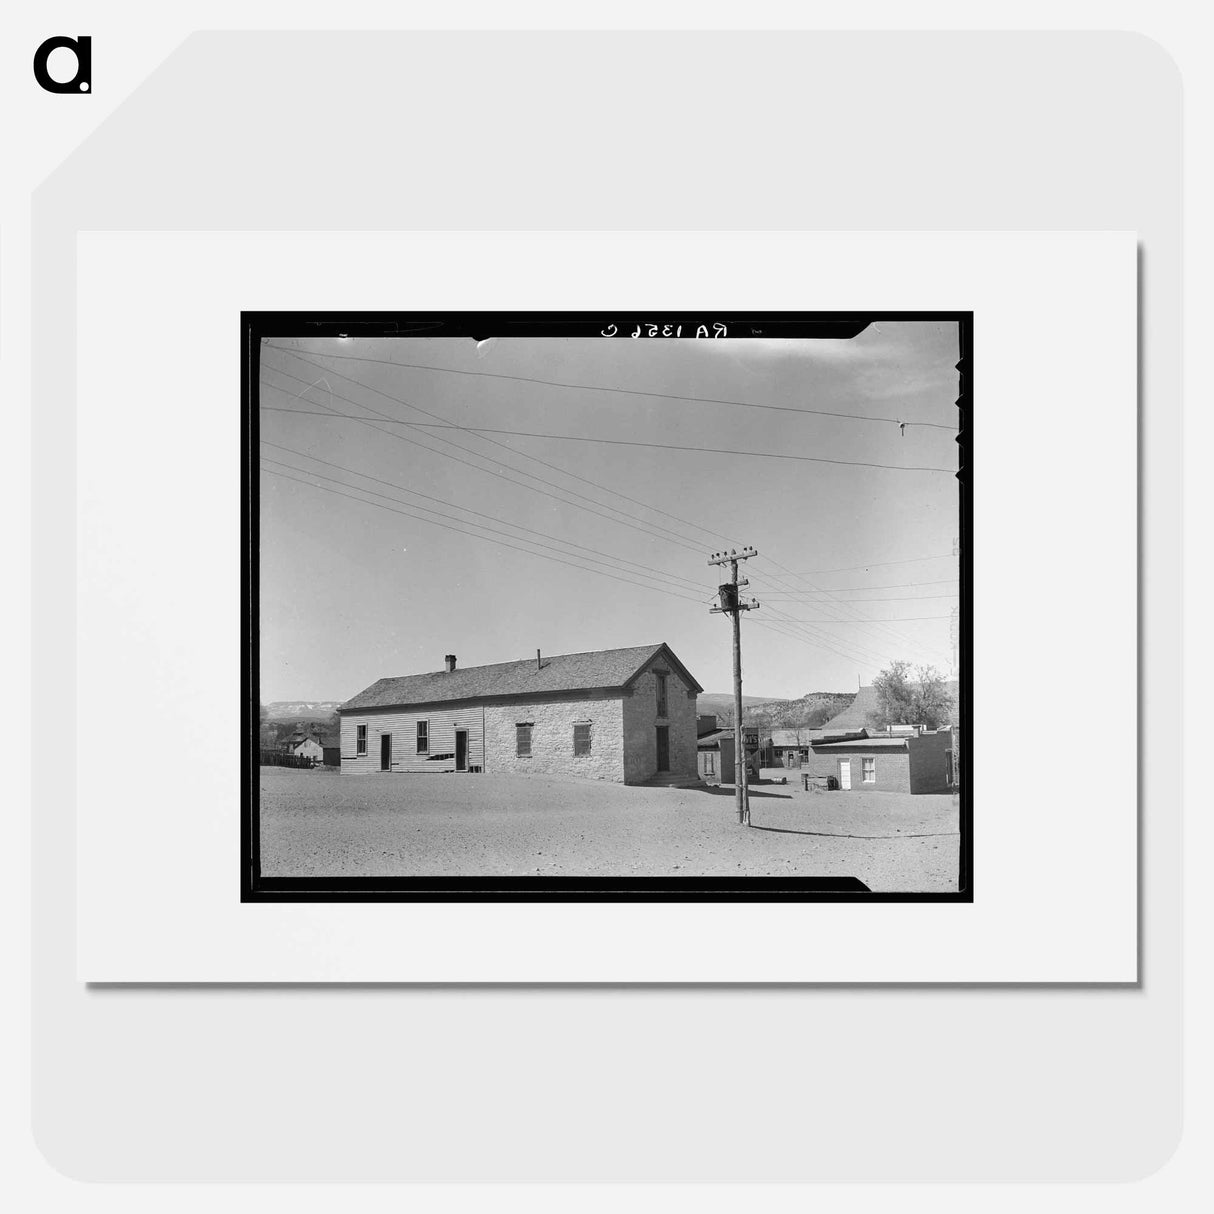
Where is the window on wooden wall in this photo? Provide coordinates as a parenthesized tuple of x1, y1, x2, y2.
(573, 723, 592, 756)
(656, 672, 668, 717)
(516, 723, 532, 757)
(416, 720, 429, 754)
(356, 724, 367, 756)
(862, 756, 876, 783)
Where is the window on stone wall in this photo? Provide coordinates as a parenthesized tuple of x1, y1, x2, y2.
(416, 720, 429, 754)
(573, 723, 592, 756)
(656, 672, 668, 717)
(356, 724, 367, 756)
(516, 723, 532, 757)
(862, 756, 876, 783)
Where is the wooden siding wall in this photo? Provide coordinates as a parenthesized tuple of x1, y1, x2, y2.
(339, 706, 486, 775)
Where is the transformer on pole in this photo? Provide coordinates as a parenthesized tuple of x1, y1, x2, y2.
(708, 547, 760, 826)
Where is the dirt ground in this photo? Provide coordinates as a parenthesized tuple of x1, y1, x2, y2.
(259, 766, 961, 892)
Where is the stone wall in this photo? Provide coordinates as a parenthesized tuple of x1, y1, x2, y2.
(621, 660, 699, 783)
(483, 695, 626, 782)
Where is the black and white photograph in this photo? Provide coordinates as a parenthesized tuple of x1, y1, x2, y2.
(244, 312, 970, 900)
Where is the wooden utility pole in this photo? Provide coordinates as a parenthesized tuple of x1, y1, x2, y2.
(709, 547, 760, 825)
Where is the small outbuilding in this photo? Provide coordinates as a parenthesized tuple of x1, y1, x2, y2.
(696, 728, 761, 785)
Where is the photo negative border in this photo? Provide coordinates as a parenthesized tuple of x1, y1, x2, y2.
(242, 312, 972, 902)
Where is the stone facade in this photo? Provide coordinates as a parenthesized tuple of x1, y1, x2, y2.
(339, 645, 701, 785)
(621, 661, 698, 783)
(483, 694, 625, 782)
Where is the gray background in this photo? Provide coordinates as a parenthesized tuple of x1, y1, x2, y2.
(32, 32, 1180, 1180)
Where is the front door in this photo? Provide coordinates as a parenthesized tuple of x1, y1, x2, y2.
(838, 758, 852, 790)
(380, 733, 392, 771)
(655, 725, 670, 772)
(455, 729, 468, 772)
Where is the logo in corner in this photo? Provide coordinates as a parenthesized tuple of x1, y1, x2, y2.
(33, 35, 91, 94)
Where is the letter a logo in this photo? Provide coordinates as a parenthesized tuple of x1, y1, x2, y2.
(33, 35, 92, 93)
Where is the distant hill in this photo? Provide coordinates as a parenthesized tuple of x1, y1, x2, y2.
(697, 690, 856, 731)
(697, 693, 787, 718)
(744, 691, 856, 731)
(261, 701, 344, 721)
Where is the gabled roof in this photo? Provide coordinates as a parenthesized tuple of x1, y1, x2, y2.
(341, 643, 702, 711)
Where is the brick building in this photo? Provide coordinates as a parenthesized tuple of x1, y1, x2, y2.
(338, 643, 703, 785)
(807, 728, 956, 794)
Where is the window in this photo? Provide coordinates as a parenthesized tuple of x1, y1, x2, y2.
(356, 724, 367, 756)
(655, 672, 668, 718)
(862, 756, 876, 783)
(704, 751, 715, 775)
(516, 723, 532, 757)
(573, 723, 592, 756)
(416, 720, 429, 754)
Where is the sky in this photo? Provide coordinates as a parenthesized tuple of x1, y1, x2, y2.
(257, 322, 961, 703)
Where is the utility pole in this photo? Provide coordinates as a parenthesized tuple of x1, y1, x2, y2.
(950, 535, 960, 677)
(709, 546, 760, 825)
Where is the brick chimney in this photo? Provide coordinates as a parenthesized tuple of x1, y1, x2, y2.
(444, 654, 456, 672)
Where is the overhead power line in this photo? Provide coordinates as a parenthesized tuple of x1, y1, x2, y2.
(263, 461, 913, 673)
(259, 370, 706, 555)
(774, 577, 958, 592)
(257, 350, 953, 670)
(776, 615, 952, 623)
(259, 405, 957, 474)
(259, 443, 711, 598)
(263, 341, 958, 431)
(276, 347, 736, 547)
(789, 552, 956, 575)
(759, 592, 960, 603)
(257, 372, 893, 668)
(261, 465, 712, 606)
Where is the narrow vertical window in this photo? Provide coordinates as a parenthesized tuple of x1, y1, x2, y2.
(573, 723, 592, 756)
(862, 756, 876, 783)
(516, 723, 532, 757)
(656, 672, 668, 717)
(416, 720, 429, 754)
(356, 724, 367, 756)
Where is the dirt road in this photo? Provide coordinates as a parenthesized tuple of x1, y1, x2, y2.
(259, 768, 960, 891)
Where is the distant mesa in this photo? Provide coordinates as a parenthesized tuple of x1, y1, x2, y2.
(261, 701, 343, 721)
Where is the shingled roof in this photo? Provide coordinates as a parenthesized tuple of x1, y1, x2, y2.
(341, 643, 702, 711)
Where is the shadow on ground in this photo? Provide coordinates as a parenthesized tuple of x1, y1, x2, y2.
(690, 784, 794, 800)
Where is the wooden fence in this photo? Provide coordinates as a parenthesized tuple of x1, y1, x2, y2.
(259, 748, 318, 769)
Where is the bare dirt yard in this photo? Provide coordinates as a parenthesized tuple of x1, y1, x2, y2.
(259, 767, 960, 891)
